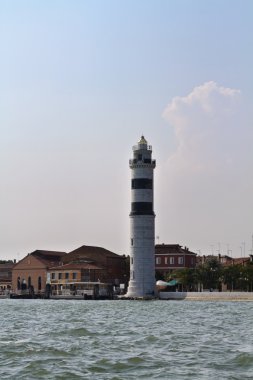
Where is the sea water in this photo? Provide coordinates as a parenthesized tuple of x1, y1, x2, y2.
(0, 299, 253, 379)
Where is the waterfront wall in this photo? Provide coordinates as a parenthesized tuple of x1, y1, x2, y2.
(159, 291, 253, 301)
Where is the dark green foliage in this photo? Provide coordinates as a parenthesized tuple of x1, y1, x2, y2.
(169, 257, 253, 292)
(169, 268, 199, 291)
(155, 271, 165, 281)
(0, 260, 14, 264)
(222, 264, 253, 291)
(199, 257, 222, 290)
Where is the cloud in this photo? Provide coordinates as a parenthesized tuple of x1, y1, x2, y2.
(162, 81, 242, 173)
(157, 81, 252, 254)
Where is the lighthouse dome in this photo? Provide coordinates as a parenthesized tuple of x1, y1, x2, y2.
(138, 135, 147, 145)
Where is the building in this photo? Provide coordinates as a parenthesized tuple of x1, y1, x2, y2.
(62, 245, 128, 286)
(198, 254, 252, 267)
(11, 245, 128, 296)
(50, 262, 105, 284)
(49, 262, 107, 297)
(12, 250, 66, 295)
(126, 136, 156, 297)
(0, 261, 15, 294)
(155, 244, 197, 278)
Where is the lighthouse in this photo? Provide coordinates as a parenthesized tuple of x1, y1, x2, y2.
(126, 136, 156, 298)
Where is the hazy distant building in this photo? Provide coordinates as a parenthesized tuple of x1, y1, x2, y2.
(197, 254, 252, 267)
(0, 261, 14, 293)
(126, 136, 156, 297)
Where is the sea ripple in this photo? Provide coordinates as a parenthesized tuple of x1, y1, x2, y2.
(0, 299, 253, 379)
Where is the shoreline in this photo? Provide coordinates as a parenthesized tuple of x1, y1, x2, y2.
(2, 291, 253, 301)
(159, 291, 253, 301)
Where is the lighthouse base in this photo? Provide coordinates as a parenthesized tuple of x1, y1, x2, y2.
(126, 280, 156, 298)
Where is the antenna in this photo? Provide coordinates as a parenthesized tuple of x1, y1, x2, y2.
(250, 234, 253, 255)
(242, 242, 246, 257)
(227, 244, 232, 257)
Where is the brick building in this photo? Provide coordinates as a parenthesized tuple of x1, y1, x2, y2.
(155, 244, 197, 278)
(63, 245, 129, 286)
(11, 245, 128, 296)
(12, 250, 65, 295)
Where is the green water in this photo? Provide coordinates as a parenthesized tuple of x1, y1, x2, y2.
(0, 299, 253, 379)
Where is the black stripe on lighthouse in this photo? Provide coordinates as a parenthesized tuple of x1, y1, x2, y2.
(130, 202, 154, 215)
(131, 178, 153, 189)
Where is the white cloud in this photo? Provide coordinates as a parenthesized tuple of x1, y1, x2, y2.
(162, 81, 242, 173)
(157, 81, 253, 255)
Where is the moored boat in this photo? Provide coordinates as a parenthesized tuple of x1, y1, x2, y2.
(50, 281, 114, 300)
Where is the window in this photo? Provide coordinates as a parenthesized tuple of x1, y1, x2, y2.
(51, 273, 55, 280)
(21, 279, 27, 290)
(178, 257, 184, 265)
(170, 257, 174, 265)
(38, 276, 42, 291)
(65, 272, 69, 279)
(17, 277, 21, 290)
(156, 257, 161, 265)
(28, 276, 31, 288)
(72, 272, 77, 280)
(165, 257, 168, 265)
(131, 238, 133, 246)
(58, 273, 62, 280)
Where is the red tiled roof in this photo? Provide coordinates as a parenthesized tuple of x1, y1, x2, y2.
(32, 250, 66, 257)
(31, 250, 66, 267)
(63, 245, 123, 264)
(68, 245, 120, 257)
(222, 257, 250, 267)
(13, 250, 66, 270)
(155, 244, 196, 255)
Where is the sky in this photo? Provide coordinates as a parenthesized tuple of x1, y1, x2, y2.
(0, 0, 253, 260)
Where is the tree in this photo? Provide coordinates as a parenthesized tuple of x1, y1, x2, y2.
(197, 257, 222, 290)
(222, 265, 241, 291)
(245, 264, 253, 291)
(168, 268, 199, 291)
(155, 270, 165, 281)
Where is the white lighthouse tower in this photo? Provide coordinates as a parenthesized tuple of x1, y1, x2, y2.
(126, 136, 156, 298)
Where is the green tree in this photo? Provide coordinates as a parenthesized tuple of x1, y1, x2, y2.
(198, 257, 222, 290)
(222, 265, 241, 291)
(245, 264, 253, 291)
(168, 268, 199, 291)
(155, 270, 165, 281)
